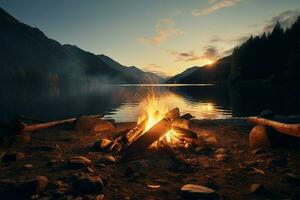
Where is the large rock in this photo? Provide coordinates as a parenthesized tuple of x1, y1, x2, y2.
(181, 184, 217, 199)
(249, 125, 271, 150)
(73, 174, 104, 193)
(68, 156, 92, 168)
(75, 116, 114, 133)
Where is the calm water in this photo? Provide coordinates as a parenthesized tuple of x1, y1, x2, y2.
(0, 84, 299, 124)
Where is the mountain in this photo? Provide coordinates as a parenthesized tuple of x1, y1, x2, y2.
(0, 7, 163, 86)
(169, 16, 300, 87)
(167, 56, 231, 84)
(97, 54, 164, 83)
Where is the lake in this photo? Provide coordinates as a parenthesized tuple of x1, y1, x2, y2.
(1, 84, 299, 124)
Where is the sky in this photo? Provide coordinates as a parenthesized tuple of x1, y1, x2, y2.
(0, 0, 300, 77)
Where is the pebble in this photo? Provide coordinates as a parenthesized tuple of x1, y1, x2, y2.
(215, 148, 227, 154)
(215, 154, 228, 162)
(98, 155, 116, 163)
(181, 184, 217, 199)
(86, 167, 95, 173)
(205, 137, 218, 146)
(23, 163, 33, 169)
(69, 156, 92, 168)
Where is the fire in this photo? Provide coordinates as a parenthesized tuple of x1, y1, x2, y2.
(138, 93, 178, 146)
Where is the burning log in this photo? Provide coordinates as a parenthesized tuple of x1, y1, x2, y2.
(109, 118, 148, 154)
(247, 117, 300, 138)
(122, 108, 180, 160)
(172, 118, 191, 130)
(126, 118, 148, 144)
(17, 114, 103, 132)
(173, 126, 198, 139)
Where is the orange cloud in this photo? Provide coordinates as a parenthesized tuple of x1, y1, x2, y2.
(138, 18, 183, 46)
(167, 46, 221, 62)
(193, 0, 245, 16)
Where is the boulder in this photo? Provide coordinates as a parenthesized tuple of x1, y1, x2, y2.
(73, 174, 104, 193)
(181, 184, 217, 199)
(1, 152, 25, 162)
(69, 156, 92, 168)
(75, 116, 114, 133)
(249, 125, 271, 150)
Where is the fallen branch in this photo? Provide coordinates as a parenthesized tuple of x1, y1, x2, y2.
(247, 117, 300, 138)
(18, 114, 103, 132)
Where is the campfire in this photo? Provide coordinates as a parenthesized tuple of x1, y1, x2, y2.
(108, 93, 200, 160)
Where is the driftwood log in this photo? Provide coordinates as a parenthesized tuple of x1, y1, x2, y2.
(17, 114, 103, 132)
(247, 117, 300, 138)
(122, 108, 180, 160)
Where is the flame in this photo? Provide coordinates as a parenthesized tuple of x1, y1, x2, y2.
(138, 93, 178, 146)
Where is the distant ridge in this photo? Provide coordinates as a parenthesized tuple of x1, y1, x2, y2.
(0, 7, 163, 86)
(167, 56, 231, 84)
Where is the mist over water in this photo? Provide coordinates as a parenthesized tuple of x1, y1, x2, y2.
(0, 84, 299, 124)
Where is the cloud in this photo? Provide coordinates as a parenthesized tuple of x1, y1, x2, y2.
(167, 50, 201, 62)
(167, 46, 221, 62)
(201, 46, 221, 61)
(263, 10, 300, 33)
(138, 18, 183, 46)
(209, 36, 223, 43)
(142, 64, 171, 78)
(192, 0, 245, 17)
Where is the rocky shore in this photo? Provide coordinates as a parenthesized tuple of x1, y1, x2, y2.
(0, 118, 300, 200)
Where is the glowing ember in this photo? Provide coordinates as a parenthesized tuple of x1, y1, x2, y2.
(138, 93, 179, 146)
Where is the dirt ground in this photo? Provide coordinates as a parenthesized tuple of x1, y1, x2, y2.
(0, 119, 300, 200)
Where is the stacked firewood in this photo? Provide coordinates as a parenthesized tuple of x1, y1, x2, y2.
(106, 108, 200, 160)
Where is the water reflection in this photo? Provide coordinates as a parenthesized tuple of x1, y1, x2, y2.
(0, 84, 298, 125)
(104, 90, 231, 122)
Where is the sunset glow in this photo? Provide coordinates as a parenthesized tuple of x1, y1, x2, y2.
(1, 0, 299, 76)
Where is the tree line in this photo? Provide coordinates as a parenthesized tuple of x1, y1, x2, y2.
(230, 17, 300, 88)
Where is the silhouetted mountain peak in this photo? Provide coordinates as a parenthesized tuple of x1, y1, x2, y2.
(0, 7, 20, 24)
(0, 7, 164, 84)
